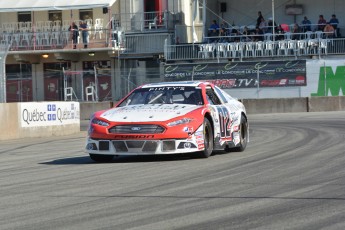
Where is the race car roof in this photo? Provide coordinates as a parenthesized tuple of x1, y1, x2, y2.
(141, 81, 207, 88)
(0, 0, 117, 12)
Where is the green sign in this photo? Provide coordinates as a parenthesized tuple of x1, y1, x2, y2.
(311, 66, 345, 96)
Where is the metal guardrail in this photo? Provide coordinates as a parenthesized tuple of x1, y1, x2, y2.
(164, 37, 345, 61)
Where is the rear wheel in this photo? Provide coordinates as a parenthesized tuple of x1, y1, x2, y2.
(233, 115, 248, 152)
(199, 118, 214, 158)
(89, 154, 114, 162)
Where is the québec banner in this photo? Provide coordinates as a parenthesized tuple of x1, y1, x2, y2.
(164, 60, 306, 88)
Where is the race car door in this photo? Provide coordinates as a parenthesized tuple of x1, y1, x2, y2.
(205, 87, 233, 147)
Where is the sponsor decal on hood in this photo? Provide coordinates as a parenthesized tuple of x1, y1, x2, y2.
(100, 104, 201, 122)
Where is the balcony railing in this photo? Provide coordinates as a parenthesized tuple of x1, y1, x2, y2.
(0, 29, 115, 51)
(112, 11, 173, 33)
(164, 35, 345, 62)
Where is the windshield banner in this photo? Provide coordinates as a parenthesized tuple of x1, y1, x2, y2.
(164, 61, 306, 88)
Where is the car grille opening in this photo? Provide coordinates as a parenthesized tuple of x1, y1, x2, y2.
(113, 141, 128, 152)
(108, 124, 165, 134)
(99, 141, 110, 151)
(112, 140, 158, 153)
(162, 140, 176, 151)
(142, 141, 158, 152)
(127, 141, 144, 148)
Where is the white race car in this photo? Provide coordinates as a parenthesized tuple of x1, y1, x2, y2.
(86, 81, 248, 162)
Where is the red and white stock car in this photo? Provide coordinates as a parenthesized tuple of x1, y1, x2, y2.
(86, 81, 249, 162)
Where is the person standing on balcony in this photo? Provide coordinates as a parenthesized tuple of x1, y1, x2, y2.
(256, 11, 264, 28)
(68, 22, 79, 49)
(329, 14, 339, 37)
(301, 16, 312, 32)
(79, 21, 89, 48)
(317, 15, 327, 31)
(259, 17, 267, 33)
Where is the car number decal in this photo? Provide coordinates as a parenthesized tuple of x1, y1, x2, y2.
(217, 106, 232, 138)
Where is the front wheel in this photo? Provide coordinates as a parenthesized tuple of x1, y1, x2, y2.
(198, 118, 214, 158)
(233, 115, 248, 152)
(89, 154, 114, 162)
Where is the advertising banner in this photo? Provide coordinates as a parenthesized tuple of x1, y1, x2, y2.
(164, 61, 306, 88)
(20, 102, 80, 127)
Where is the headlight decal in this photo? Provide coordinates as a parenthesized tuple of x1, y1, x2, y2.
(167, 118, 193, 127)
(91, 118, 110, 127)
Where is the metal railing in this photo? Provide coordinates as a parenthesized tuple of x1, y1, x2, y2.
(112, 11, 173, 32)
(164, 36, 345, 61)
(0, 29, 114, 51)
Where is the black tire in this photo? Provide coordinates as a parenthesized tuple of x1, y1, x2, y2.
(89, 154, 114, 162)
(233, 115, 248, 152)
(198, 117, 214, 158)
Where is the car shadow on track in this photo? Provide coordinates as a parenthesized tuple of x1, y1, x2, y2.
(40, 153, 207, 165)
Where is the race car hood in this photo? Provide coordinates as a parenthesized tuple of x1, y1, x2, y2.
(100, 104, 202, 122)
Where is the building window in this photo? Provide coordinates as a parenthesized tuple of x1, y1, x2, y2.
(79, 9, 93, 21)
(49, 11, 62, 22)
(198, 1, 203, 23)
(18, 11, 31, 22)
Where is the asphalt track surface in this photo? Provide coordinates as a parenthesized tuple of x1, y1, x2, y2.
(0, 111, 345, 230)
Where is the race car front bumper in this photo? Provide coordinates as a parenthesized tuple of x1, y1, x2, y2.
(85, 137, 204, 155)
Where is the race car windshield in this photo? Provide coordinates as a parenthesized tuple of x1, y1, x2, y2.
(118, 86, 203, 106)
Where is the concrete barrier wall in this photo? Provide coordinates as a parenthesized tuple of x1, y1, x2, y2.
(0, 103, 20, 140)
(80, 101, 114, 120)
(308, 96, 345, 112)
(0, 102, 80, 141)
(241, 98, 308, 114)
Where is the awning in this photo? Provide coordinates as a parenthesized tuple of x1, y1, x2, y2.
(0, 0, 117, 12)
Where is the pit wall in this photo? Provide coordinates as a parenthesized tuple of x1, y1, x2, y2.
(0, 102, 80, 141)
(241, 96, 345, 114)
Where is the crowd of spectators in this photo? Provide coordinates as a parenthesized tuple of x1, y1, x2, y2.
(206, 12, 340, 43)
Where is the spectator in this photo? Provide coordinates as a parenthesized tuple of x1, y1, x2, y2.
(275, 24, 285, 40)
(253, 27, 264, 41)
(79, 21, 89, 48)
(220, 20, 230, 35)
(292, 23, 301, 40)
(208, 28, 219, 43)
(256, 11, 264, 28)
(232, 28, 242, 42)
(324, 22, 335, 38)
(301, 16, 312, 32)
(218, 28, 228, 43)
(220, 20, 230, 29)
(280, 23, 290, 32)
(317, 15, 327, 31)
(267, 17, 277, 33)
(259, 17, 267, 33)
(209, 20, 219, 30)
(242, 26, 252, 41)
(68, 22, 79, 49)
(329, 14, 339, 36)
